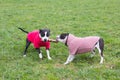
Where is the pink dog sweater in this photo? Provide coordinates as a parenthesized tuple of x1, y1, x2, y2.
(66, 34, 100, 55)
(27, 30, 50, 49)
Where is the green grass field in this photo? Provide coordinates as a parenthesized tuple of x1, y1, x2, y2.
(0, 0, 120, 80)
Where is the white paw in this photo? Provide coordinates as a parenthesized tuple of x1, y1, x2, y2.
(100, 60, 103, 64)
(100, 57, 104, 64)
(64, 62, 68, 65)
(48, 57, 52, 60)
(23, 55, 26, 57)
(90, 54, 95, 58)
(39, 53, 42, 59)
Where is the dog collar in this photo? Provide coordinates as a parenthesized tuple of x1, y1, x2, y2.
(65, 36, 69, 46)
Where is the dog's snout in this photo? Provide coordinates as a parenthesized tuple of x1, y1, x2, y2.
(56, 37, 59, 41)
(57, 36, 59, 38)
(44, 39, 47, 42)
(56, 36, 59, 40)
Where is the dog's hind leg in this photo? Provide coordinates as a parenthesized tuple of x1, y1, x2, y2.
(23, 39, 31, 57)
(90, 49, 96, 57)
(95, 38, 104, 64)
(64, 55, 75, 65)
(99, 38, 104, 64)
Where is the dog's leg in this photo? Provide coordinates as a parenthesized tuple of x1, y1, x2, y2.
(99, 38, 104, 64)
(95, 39, 104, 64)
(46, 49, 52, 60)
(36, 48, 42, 59)
(64, 55, 75, 65)
(23, 39, 31, 57)
(90, 49, 95, 57)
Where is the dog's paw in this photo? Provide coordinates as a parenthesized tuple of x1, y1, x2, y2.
(64, 62, 68, 65)
(100, 62, 103, 64)
(48, 57, 52, 60)
(90, 54, 95, 58)
(23, 55, 26, 57)
(39, 54, 43, 59)
(100, 60, 103, 64)
(100, 57, 104, 64)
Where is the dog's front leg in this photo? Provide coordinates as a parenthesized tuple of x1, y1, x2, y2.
(46, 49, 52, 60)
(64, 55, 75, 65)
(36, 48, 42, 59)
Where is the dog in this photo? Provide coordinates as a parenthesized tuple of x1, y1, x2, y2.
(56, 33, 104, 65)
(18, 28, 53, 60)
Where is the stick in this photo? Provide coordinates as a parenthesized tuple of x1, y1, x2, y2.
(49, 39, 58, 43)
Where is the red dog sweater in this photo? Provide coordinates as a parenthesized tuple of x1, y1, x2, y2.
(27, 30, 50, 49)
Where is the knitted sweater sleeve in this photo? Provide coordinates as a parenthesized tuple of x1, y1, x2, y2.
(45, 42, 50, 49)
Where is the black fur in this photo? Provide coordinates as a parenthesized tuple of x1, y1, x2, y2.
(99, 38, 104, 57)
(60, 33, 69, 39)
(59, 33, 69, 46)
(18, 27, 28, 34)
(39, 29, 50, 37)
(23, 39, 31, 55)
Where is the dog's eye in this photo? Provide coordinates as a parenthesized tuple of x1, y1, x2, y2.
(47, 33, 50, 37)
(41, 33, 45, 37)
(60, 35, 66, 39)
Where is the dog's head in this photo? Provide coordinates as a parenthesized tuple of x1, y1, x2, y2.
(39, 29, 50, 42)
(56, 33, 69, 44)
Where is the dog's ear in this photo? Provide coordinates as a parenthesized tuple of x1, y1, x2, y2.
(60, 33, 69, 39)
(47, 29, 50, 36)
(66, 33, 69, 36)
(48, 29, 50, 33)
(39, 29, 42, 33)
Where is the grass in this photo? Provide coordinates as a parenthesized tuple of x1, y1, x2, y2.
(0, 0, 120, 80)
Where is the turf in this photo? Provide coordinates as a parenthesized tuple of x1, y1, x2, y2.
(0, 0, 120, 80)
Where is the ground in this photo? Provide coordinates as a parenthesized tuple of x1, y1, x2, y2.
(0, 0, 120, 80)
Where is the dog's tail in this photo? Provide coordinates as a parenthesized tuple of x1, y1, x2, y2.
(18, 27, 28, 34)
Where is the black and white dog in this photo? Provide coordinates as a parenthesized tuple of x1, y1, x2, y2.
(18, 28, 52, 60)
(56, 33, 104, 65)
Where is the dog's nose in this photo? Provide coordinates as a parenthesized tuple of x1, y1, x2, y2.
(44, 39, 47, 42)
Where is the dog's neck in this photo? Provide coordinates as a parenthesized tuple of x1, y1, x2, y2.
(65, 36, 69, 46)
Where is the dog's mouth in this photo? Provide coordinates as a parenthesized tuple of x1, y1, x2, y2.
(56, 39, 59, 42)
(43, 39, 48, 42)
(56, 36, 59, 42)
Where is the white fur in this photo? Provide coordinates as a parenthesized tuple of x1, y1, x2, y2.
(90, 50, 95, 57)
(23, 55, 26, 57)
(46, 50, 52, 60)
(100, 57, 104, 64)
(57, 35, 67, 44)
(95, 42, 104, 64)
(42, 32, 49, 41)
(64, 55, 75, 65)
(39, 53, 42, 59)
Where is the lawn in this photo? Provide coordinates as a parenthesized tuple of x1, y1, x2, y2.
(0, 0, 120, 80)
